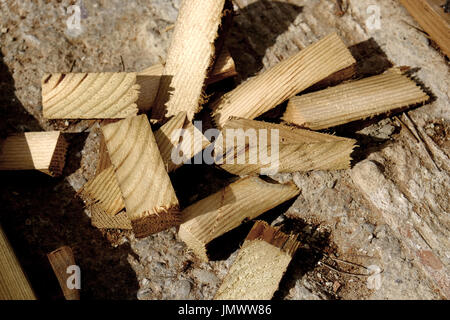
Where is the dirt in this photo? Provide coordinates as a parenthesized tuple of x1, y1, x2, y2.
(0, 0, 448, 300)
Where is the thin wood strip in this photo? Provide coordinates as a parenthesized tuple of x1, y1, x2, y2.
(400, 0, 450, 58)
(42, 73, 140, 119)
(0, 131, 68, 177)
(0, 225, 36, 300)
(90, 205, 132, 230)
(283, 71, 430, 130)
(152, 0, 227, 121)
(214, 221, 298, 300)
(211, 33, 356, 127)
(178, 177, 300, 261)
(216, 118, 356, 175)
(101, 115, 180, 238)
(47, 246, 80, 300)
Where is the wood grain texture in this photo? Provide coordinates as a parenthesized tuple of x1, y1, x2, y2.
(138, 48, 237, 112)
(101, 115, 180, 238)
(400, 0, 450, 58)
(47, 246, 80, 300)
(211, 33, 356, 127)
(178, 177, 300, 261)
(0, 225, 36, 300)
(42, 72, 140, 119)
(214, 221, 298, 300)
(152, 0, 227, 121)
(0, 131, 67, 176)
(90, 206, 132, 230)
(216, 118, 356, 175)
(283, 70, 430, 130)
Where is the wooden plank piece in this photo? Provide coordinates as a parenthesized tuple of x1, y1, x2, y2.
(0, 225, 36, 300)
(400, 0, 450, 58)
(214, 220, 299, 300)
(178, 177, 300, 261)
(0, 131, 68, 176)
(211, 33, 356, 127)
(42, 72, 140, 119)
(216, 118, 356, 175)
(283, 69, 430, 130)
(47, 246, 80, 300)
(101, 115, 180, 238)
(152, 0, 227, 121)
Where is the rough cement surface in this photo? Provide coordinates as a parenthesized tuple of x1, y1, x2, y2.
(0, 0, 448, 299)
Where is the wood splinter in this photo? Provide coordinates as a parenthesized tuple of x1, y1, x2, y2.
(211, 33, 356, 127)
(214, 221, 299, 300)
(283, 69, 430, 130)
(47, 246, 80, 300)
(178, 177, 300, 262)
(101, 115, 180, 238)
(0, 131, 68, 176)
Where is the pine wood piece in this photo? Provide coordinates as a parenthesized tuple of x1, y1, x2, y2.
(0, 225, 36, 300)
(42, 72, 140, 119)
(400, 0, 450, 58)
(47, 246, 80, 300)
(211, 33, 356, 127)
(214, 220, 299, 300)
(101, 115, 180, 238)
(0, 131, 67, 176)
(216, 118, 356, 175)
(138, 48, 237, 112)
(283, 71, 430, 130)
(178, 177, 300, 261)
(152, 0, 227, 121)
(90, 206, 132, 230)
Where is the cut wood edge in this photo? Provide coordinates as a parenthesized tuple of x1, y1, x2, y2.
(42, 72, 140, 119)
(0, 131, 68, 177)
(90, 205, 132, 230)
(47, 246, 80, 300)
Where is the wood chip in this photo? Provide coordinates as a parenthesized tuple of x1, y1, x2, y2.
(0, 225, 36, 300)
(0, 131, 68, 176)
(90, 206, 132, 230)
(178, 177, 300, 261)
(216, 118, 356, 175)
(211, 33, 356, 127)
(101, 115, 180, 238)
(47, 246, 80, 300)
(42, 73, 140, 119)
(283, 70, 430, 130)
(152, 0, 227, 121)
(214, 221, 299, 300)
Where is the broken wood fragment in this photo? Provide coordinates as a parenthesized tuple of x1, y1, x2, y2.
(214, 220, 299, 300)
(0, 131, 67, 176)
(178, 177, 300, 261)
(0, 225, 36, 300)
(400, 0, 450, 58)
(90, 206, 132, 230)
(47, 246, 80, 300)
(211, 33, 356, 127)
(283, 70, 430, 130)
(215, 118, 356, 175)
(101, 115, 180, 237)
(152, 0, 227, 121)
(42, 72, 140, 119)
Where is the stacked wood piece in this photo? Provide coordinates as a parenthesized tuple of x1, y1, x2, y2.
(214, 221, 299, 300)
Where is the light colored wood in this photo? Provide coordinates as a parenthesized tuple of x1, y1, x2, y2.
(178, 177, 300, 261)
(214, 220, 299, 300)
(42, 72, 140, 119)
(80, 113, 210, 218)
(216, 118, 356, 175)
(138, 48, 237, 112)
(211, 33, 356, 127)
(152, 0, 227, 121)
(400, 0, 450, 58)
(0, 225, 36, 300)
(90, 206, 132, 230)
(0, 131, 68, 176)
(47, 246, 80, 300)
(283, 70, 430, 130)
(101, 115, 180, 238)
